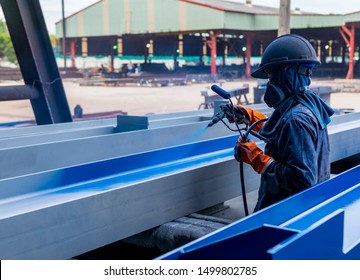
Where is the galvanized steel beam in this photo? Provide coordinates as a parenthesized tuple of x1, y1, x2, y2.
(0, 111, 359, 259)
(0, 112, 358, 179)
(0, 136, 254, 259)
(158, 165, 360, 260)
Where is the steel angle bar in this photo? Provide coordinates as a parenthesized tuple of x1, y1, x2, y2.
(0, 126, 116, 149)
(329, 111, 360, 125)
(0, 136, 257, 259)
(0, 118, 117, 140)
(146, 108, 213, 120)
(147, 115, 213, 128)
(328, 115, 360, 162)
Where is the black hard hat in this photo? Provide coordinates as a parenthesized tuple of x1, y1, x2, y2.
(251, 34, 320, 79)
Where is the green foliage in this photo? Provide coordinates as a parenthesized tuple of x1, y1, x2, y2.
(0, 19, 18, 65)
(0, 18, 8, 33)
(49, 34, 57, 47)
(0, 19, 56, 64)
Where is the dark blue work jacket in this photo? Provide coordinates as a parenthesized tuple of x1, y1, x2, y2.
(254, 103, 331, 211)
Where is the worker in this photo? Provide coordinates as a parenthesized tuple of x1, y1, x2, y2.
(230, 34, 335, 211)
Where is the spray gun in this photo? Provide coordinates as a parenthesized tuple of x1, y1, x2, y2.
(208, 84, 266, 141)
(209, 85, 245, 136)
(207, 84, 268, 216)
(207, 104, 236, 127)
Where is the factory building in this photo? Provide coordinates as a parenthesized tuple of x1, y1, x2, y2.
(56, 0, 360, 78)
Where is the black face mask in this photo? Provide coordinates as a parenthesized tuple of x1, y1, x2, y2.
(264, 83, 286, 108)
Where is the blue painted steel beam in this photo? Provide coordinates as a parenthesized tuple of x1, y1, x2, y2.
(0, 111, 358, 180)
(0, 135, 253, 259)
(157, 165, 360, 260)
(0, 110, 359, 259)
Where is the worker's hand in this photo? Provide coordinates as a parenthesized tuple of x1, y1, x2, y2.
(227, 104, 267, 132)
(234, 139, 274, 174)
(224, 104, 247, 125)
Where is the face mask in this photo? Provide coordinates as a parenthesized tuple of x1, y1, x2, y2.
(264, 83, 286, 108)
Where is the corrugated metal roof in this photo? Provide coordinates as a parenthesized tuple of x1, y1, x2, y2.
(55, 0, 360, 37)
(180, 0, 319, 15)
(181, 0, 319, 15)
(181, 0, 278, 14)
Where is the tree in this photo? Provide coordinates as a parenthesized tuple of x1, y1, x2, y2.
(0, 19, 18, 65)
(0, 18, 8, 33)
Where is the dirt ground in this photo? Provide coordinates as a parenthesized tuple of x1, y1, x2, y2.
(0, 78, 359, 123)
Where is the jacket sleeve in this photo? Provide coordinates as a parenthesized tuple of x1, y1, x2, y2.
(263, 114, 319, 195)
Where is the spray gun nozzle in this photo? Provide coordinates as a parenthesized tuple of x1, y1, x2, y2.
(211, 84, 231, 99)
(208, 111, 226, 127)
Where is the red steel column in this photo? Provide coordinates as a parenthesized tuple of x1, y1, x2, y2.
(207, 31, 220, 76)
(339, 23, 355, 79)
(245, 33, 253, 78)
(70, 40, 76, 68)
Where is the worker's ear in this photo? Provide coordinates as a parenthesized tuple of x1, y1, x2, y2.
(264, 83, 285, 108)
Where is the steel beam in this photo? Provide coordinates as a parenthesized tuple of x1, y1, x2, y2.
(158, 165, 360, 260)
(0, 111, 358, 259)
(0, 85, 39, 101)
(0, 136, 255, 259)
(0, 112, 358, 179)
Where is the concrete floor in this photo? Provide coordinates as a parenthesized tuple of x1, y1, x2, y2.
(0, 78, 360, 123)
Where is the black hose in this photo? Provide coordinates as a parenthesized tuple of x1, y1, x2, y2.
(239, 161, 249, 216)
(206, 90, 267, 217)
(238, 118, 268, 216)
(243, 118, 268, 141)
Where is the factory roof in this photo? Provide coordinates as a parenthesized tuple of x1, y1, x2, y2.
(55, 0, 360, 38)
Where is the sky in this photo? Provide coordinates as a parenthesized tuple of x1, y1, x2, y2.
(2, 0, 360, 35)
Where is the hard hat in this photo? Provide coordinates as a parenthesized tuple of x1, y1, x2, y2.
(251, 34, 320, 79)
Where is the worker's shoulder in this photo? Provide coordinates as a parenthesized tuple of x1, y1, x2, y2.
(284, 103, 317, 124)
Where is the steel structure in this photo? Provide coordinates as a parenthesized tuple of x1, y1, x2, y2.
(0, 0, 72, 124)
(0, 109, 359, 259)
(158, 165, 360, 259)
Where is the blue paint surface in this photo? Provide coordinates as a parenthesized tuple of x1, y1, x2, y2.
(0, 134, 238, 217)
(157, 165, 360, 260)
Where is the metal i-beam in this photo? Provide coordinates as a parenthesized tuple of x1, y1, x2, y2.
(158, 165, 360, 260)
(0, 0, 72, 124)
(0, 112, 359, 259)
(0, 136, 248, 259)
(0, 111, 358, 179)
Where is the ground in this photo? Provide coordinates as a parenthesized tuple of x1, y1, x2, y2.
(0, 78, 360, 123)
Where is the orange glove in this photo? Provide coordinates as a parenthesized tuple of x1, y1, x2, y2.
(227, 105, 267, 132)
(235, 139, 274, 174)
